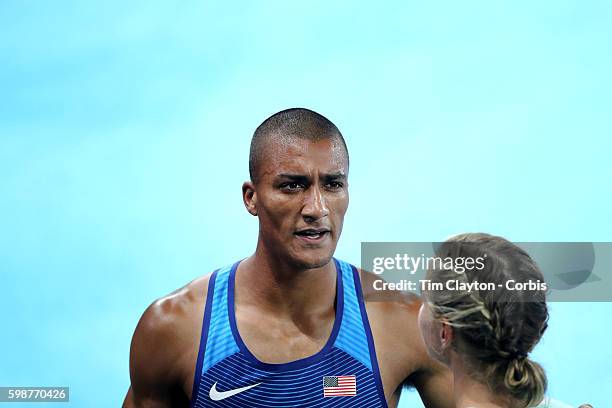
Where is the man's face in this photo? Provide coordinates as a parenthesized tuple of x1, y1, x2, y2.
(251, 136, 349, 269)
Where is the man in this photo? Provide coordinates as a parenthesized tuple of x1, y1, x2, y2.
(123, 108, 453, 407)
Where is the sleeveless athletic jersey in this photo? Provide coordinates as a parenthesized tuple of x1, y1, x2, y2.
(190, 258, 388, 408)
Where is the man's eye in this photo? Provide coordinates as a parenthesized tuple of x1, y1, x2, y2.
(281, 182, 304, 191)
(326, 181, 344, 189)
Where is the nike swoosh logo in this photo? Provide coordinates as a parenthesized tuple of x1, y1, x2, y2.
(209, 381, 261, 401)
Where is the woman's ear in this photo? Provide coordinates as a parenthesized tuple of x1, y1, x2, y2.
(242, 181, 258, 216)
(439, 321, 454, 350)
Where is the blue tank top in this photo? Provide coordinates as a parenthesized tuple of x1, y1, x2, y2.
(190, 258, 388, 407)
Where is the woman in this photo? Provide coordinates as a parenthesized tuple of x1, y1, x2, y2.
(418, 233, 549, 408)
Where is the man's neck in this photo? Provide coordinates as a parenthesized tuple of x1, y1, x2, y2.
(235, 251, 337, 322)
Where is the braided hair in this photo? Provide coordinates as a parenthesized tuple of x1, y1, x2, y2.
(422, 233, 549, 407)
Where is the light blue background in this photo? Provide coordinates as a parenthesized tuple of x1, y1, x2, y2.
(1, 1, 610, 407)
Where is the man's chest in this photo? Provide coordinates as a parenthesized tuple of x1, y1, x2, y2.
(233, 306, 336, 363)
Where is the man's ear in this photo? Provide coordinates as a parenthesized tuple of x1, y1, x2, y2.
(242, 181, 258, 216)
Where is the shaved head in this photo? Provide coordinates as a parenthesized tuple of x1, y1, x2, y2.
(249, 108, 349, 183)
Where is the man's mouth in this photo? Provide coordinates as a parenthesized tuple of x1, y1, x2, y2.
(294, 228, 330, 242)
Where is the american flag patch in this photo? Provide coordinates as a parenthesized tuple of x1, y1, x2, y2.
(322, 375, 357, 397)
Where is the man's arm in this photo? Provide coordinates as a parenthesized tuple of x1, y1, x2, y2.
(123, 277, 208, 408)
(123, 299, 184, 408)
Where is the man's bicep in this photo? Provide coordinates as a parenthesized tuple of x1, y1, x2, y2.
(123, 386, 172, 408)
(411, 362, 454, 408)
(123, 387, 136, 408)
(124, 303, 179, 408)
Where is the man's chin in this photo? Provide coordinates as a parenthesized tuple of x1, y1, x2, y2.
(292, 252, 334, 270)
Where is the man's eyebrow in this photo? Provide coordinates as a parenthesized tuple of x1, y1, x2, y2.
(275, 173, 310, 182)
(276, 172, 347, 180)
(277, 173, 307, 178)
(322, 172, 347, 180)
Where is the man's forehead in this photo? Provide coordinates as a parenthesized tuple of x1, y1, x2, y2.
(268, 132, 342, 151)
(260, 137, 348, 176)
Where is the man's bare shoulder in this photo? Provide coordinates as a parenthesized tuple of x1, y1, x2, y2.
(359, 269, 431, 368)
(133, 273, 212, 359)
(125, 273, 212, 406)
(360, 269, 422, 323)
(143, 274, 211, 329)
(136, 274, 210, 338)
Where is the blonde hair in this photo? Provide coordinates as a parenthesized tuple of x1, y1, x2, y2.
(423, 233, 549, 407)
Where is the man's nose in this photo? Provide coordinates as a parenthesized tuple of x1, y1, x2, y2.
(302, 184, 329, 221)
